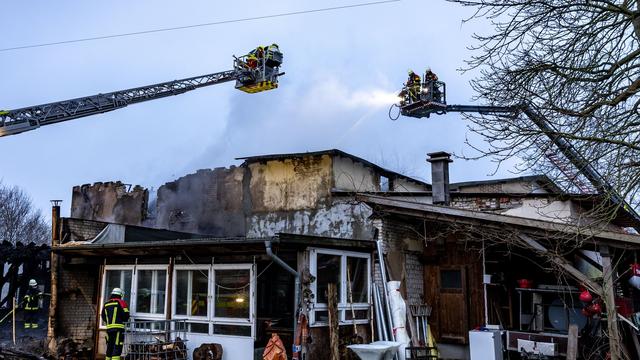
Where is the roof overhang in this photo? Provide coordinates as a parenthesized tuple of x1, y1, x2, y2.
(357, 194, 640, 248)
(54, 232, 375, 257)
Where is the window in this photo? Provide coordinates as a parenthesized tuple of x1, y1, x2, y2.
(440, 269, 462, 290)
(175, 268, 209, 318)
(135, 268, 167, 315)
(310, 249, 371, 326)
(100, 265, 168, 327)
(103, 268, 132, 305)
(173, 264, 255, 338)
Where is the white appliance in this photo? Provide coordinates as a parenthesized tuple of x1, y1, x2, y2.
(469, 330, 504, 360)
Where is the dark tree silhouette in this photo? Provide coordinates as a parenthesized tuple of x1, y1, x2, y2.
(448, 1, 640, 211)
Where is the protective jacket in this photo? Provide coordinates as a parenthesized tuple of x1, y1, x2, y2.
(23, 287, 41, 311)
(101, 297, 130, 330)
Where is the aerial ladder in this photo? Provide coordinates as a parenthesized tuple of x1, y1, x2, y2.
(0, 45, 284, 137)
(392, 73, 640, 228)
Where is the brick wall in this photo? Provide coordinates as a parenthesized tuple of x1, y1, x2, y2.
(61, 218, 108, 242)
(57, 263, 99, 347)
(451, 195, 523, 211)
(373, 218, 424, 305)
(71, 182, 148, 225)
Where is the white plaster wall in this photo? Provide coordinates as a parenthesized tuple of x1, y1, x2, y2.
(246, 201, 373, 238)
(503, 198, 577, 223)
(393, 178, 429, 192)
(333, 156, 378, 192)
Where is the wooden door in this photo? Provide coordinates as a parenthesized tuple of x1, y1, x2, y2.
(426, 266, 469, 343)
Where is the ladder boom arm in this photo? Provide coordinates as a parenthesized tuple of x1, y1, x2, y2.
(445, 103, 640, 226)
(0, 69, 238, 136)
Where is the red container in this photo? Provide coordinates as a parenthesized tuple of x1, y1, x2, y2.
(517, 279, 533, 288)
(615, 297, 633, 317)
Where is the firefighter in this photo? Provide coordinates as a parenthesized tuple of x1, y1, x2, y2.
(423, 67, 441, 102)
(102, 288, 130, 360)
(246, 54, 258, 69)
(424, 67, 438, 82)
(406, 69, 421, 102)
(23, 279, 42, 329)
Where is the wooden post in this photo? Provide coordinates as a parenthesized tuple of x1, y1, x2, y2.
(328, 283, 340, 360)
(600, 245, 621, 360)
(566, 324, 578, 360)
(12, 296, 16, 345)
(47, 201, 62, 355)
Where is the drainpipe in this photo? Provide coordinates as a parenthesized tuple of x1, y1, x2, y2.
(264, 239, 300, 350)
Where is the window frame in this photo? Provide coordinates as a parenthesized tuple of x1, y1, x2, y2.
(131, 265, 169, 319)
(172, 263, 256, 338)
(172, 264, 210, 321)
(99, 265, 134, 329)
(309, 248, 371, 327)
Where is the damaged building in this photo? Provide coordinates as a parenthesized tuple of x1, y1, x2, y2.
(47, 149, 640, 359)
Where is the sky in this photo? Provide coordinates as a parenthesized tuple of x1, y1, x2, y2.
(0, 0, 523, 219)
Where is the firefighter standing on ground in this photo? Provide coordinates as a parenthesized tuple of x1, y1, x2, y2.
(101, 288, 130, 360)
(23, 279, 42, 329)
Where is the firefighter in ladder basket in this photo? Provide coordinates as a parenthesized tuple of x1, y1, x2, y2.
(423, 67, 442, 103)
(405, 69, 421, 103)
(102, 288, 130, 360)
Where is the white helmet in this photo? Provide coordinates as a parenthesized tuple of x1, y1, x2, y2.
(28, 279, 37, 287)
(425, 67, 432, 72)
(111, 288, 124, 297)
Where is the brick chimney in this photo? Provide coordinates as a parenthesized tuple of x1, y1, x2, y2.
(427, 152, 452, 205)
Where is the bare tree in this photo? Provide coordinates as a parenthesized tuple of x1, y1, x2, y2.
(0, 182, 49, 245)
(448, 0, 640, 210)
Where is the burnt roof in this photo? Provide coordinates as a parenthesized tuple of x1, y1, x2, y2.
(237, 148, 430, 188)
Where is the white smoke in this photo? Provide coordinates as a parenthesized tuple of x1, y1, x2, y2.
(301, 77, 400, 112)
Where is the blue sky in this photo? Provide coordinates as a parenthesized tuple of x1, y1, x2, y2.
(0, 0, 521, 218)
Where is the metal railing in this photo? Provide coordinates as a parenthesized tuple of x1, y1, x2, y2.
(124, 319, 189, 360)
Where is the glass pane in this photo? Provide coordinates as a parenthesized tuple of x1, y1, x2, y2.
(192, 271, 209, 317)
(440, 270, 462, 289)
(136, 270, 153, 313)
(213, 324, 251, 337)
(317, 254, 341, 303)
(345, 309, 369, 320)
(155, 270, 166, 314)
(214, 270, 250, 319)
(347, 257, 368, 303)
(189, 322, 209, 334)
(122, 271, 132, 305)
(175, 270, 189, 315)
(104, 270, 132, 304)
(315, 310, 329, 322)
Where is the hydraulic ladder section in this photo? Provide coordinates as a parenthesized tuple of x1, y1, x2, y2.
(0, 46, 284, 137)
(0, 71, 237, 137)
(395, 84, 640, 228)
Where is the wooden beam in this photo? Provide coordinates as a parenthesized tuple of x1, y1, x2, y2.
(517, 234, 603, 296)
(328, 283, 340, 360)
(566, 324, 578, 360)
(600, 245, 622, 360)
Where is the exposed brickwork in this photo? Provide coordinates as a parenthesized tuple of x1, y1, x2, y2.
(373, 218, 424, 305)
(71, 181, 148, 225)
(57, 263, 99, 347)
(451, 195, 523, 211)
(61, 218, 108, 242)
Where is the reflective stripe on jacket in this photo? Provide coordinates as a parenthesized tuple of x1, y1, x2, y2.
(101, 298, 130, 330)
(23, 288, 41, 311)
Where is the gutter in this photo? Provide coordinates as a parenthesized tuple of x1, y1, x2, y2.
(264, 239, 300, 349)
